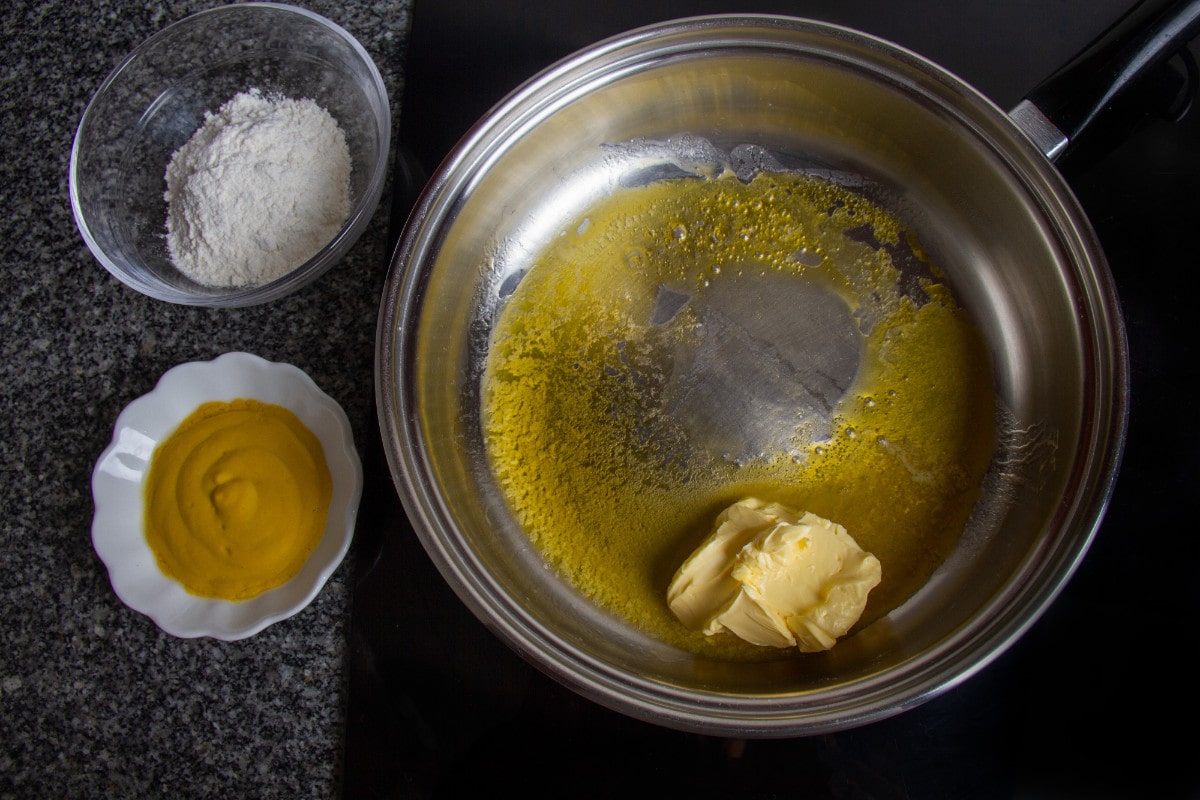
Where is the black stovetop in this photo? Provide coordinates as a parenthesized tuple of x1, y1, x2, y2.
(344, 2, 1200, 796)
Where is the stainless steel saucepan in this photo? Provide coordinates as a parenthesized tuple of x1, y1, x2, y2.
(377, 1, 1199, 735)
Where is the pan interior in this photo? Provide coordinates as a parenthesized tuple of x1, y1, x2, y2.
(387, 18, 1115, 731)
(480, 163, 999, 661)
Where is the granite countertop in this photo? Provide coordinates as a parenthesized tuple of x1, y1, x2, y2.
(0, 2, 411, 796)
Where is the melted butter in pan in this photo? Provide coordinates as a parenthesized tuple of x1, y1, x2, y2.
(482, 171, 996, 660)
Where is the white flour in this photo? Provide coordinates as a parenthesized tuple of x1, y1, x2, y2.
(164, 89, 352, 288)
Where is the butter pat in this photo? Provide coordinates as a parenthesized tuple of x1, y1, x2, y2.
(667, 498, 882, 652)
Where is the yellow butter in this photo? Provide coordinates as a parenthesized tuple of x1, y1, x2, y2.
(667, 498, 881, 652)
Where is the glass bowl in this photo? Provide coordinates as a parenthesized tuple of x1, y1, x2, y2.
(69, 2, 390, 307)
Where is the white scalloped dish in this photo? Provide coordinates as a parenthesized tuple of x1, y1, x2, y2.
(91, 352, 362, 640)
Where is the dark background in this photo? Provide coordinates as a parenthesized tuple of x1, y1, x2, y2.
(346, 2, 1200, 797)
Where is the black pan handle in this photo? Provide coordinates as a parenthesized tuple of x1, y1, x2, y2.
(1014, 0, 1200, 164)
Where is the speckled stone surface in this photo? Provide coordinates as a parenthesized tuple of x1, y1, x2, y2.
(0, 2, 410, 797)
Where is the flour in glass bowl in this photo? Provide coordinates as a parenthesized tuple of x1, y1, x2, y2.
(163, 89, 352, 288)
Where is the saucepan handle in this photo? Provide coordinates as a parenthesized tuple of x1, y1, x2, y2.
(1011, 0, 1200, 163)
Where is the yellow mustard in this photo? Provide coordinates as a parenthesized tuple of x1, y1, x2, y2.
(143, 398, 332, 601)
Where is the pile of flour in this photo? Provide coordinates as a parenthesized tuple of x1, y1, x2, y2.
(164, 89, 352, 288)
